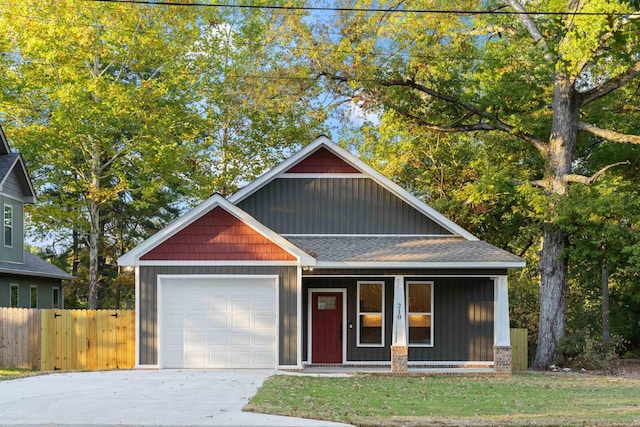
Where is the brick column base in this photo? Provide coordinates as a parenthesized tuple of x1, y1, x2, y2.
(391, 345, 408, 373)
(494, 345, 512, 375)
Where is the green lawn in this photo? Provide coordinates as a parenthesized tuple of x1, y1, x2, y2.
(0, 368, 36, 381)
(245, 372, 640, 426)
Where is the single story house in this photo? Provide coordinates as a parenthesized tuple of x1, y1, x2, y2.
(118, 136, 524, 373)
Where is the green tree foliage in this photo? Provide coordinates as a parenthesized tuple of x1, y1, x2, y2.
(0, 0, 202, 308)
(182, 4, 328, 200)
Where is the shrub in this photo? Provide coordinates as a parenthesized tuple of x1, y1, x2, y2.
(558, 331, 627, 371)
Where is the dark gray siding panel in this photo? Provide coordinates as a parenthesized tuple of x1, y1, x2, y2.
(238, 178, 452, 235)
(302, 276, 494, 363)
(411, 278, 494, 362)
(138, 265, 298, 366)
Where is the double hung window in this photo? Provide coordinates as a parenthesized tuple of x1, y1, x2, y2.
(10, 284, 18, 308)
(30, 286, 37, 308)
(53, 288, 60, 309)
(4, 205, 12, 247)
(357, 281, 384, 346)
(406, 282, 433, 346)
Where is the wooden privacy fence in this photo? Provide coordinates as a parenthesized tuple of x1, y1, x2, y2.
(510, 328, 528, 371)
(0, 308, 135, 371)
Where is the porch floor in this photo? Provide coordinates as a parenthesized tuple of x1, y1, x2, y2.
(282, 365, 495, 376)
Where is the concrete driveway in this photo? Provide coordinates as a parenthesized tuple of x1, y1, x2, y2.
(0, 369, 352, 426)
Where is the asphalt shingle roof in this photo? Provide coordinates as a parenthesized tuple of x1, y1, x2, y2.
(0, 251, 74, 280)
(286, 236, 524, 264)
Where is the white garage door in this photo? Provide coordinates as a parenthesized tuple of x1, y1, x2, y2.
(159, 276, 277, 369)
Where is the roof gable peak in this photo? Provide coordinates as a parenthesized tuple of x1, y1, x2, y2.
(118, 193, 316, 266)
(0, 126, 37, 203)
(229, 136, 478, 241)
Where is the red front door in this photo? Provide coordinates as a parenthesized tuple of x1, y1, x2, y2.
(311, 292, 343, 363)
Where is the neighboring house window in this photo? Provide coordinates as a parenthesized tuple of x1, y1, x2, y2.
(10, 284, 18, 308)
(4, 204, 12, 247)
(53, 288, 60, 309)
(357, 281, 384, 346)
(406, 281, 433, 346)
(30, 286, 37, 308)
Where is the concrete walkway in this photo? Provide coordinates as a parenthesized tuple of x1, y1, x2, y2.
(0, 370, 352, 426)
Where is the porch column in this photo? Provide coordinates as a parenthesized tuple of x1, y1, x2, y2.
(391, 276, 408, 373)
(493, 276, 512, 375)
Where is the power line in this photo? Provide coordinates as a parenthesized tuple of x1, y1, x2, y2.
(84, 0, 638, 17)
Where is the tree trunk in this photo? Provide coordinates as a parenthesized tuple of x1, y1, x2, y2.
(87, 140, 101, 310)
(533, 225, 569, 368)
(88, 199, 100, 309)
(532, 75, 578, 369)
(602, 265, 610, 341)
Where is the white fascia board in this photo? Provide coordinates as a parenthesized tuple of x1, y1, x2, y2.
(15, 155, 37, 203)
(228, 136, 478, 241)
(118, 193, 316, 266)
(227, 201, 316, 266)
(281, 234, 455, 238)
(279, 173, 368, 179)
(0, 156, 37, 203)
(229, 135, 332, 204)
(314, 261, 527, 269)
(137, 260, 301, 267)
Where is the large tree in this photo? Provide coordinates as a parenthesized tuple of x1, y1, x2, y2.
(296, 0, 640, 367)
(0, 1, 202, 308)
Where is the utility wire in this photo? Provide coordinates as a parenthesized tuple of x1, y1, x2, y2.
(84, 0, 639, 17)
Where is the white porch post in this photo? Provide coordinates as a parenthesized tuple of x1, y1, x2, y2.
(391, 276, 408, 372)
(493, 276, 512, 374)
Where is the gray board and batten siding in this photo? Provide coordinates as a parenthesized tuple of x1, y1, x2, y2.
(303, 276, 495, 363)
(138, 265, 298, 366)
(237, 177, 453, 235)
(1, 163, 25, 200)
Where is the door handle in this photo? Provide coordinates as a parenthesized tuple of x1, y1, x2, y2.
(339, 324, 343, 342)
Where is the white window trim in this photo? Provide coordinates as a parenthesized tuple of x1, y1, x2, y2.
(406, 281, 434, 348)
(4, 203, 13, 248)
(52, 287, 60, 309)
(357, 280, 385, 348)
(30, 285, 37, 308)
(10, 283, 18, 308)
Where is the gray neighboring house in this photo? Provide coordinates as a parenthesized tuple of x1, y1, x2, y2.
(0, 125, 73, 309)
(119, 136, 525, 373)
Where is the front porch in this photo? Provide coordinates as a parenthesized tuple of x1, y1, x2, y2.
(301, 272, 512, 374)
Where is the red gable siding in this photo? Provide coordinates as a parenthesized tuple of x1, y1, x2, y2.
(285, 147, 360, 174)
(140, 207, 297, 261)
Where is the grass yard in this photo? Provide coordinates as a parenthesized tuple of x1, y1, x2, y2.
(245, 372, 640, 426)
(0, 368, 36, 381)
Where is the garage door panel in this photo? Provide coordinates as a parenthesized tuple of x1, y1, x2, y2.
(232, 315, 251, 329)
(160, 276, 277, 369)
